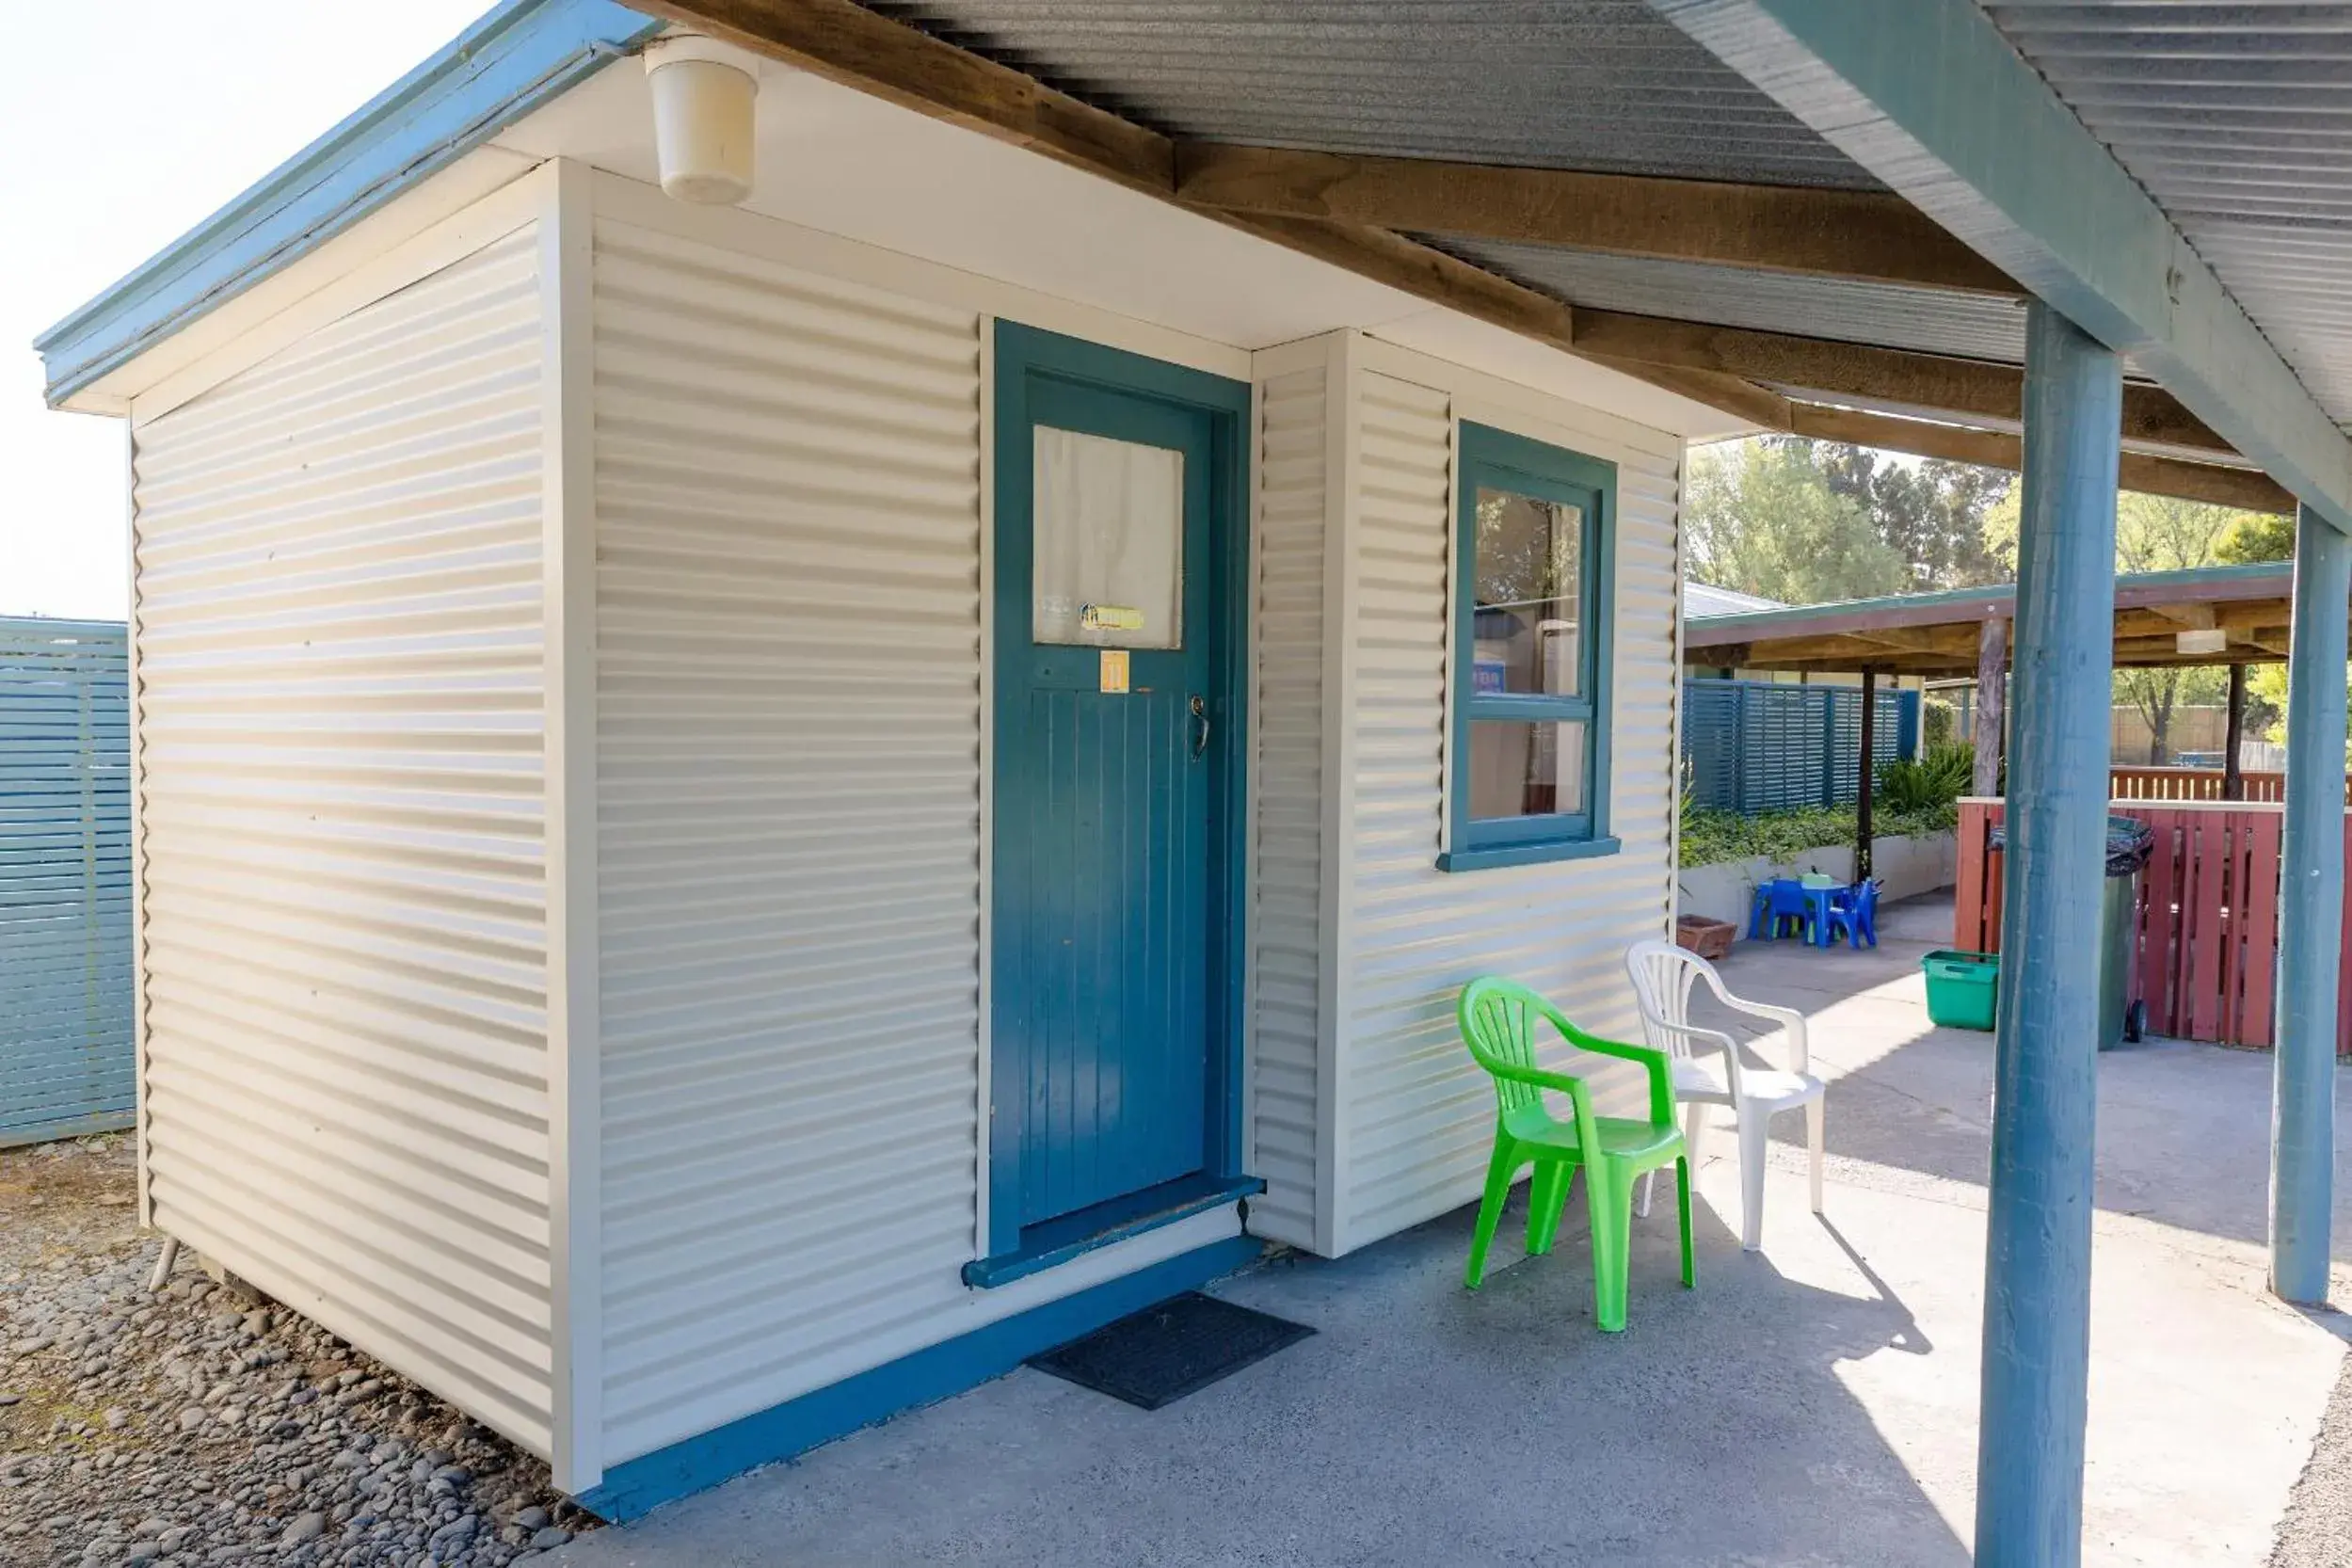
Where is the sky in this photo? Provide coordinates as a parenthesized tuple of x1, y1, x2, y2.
(1, 1, 491, 621)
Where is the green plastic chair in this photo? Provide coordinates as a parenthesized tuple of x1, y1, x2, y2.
(1456, 976, 1695, 1331)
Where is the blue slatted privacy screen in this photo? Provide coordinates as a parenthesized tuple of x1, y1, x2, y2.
(1682, 679, 1918, 816)
(1, 618, 133, 1144)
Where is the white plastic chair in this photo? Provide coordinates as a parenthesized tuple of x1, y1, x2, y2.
(1624, 938, 1826, 1251)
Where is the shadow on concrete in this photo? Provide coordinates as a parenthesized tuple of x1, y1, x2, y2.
(1692, 891, 2352, 1264)
(559, 1195, 1972, 1568)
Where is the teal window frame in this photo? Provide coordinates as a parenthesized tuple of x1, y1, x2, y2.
(1439, 422, 1620, 873)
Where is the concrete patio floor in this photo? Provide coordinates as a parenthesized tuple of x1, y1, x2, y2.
(555, 893, 2352, 1567)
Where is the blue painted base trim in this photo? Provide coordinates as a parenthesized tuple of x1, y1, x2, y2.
(576, 1233, 1265, 1523)
(963, 1173, 1263, 1288)
(1437, 836, 1623, 873)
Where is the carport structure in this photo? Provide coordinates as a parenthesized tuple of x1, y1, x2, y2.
(625, 6, 2352, 1560)
(36, 1, 2352, 1560)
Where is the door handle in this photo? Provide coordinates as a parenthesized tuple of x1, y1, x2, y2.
(1189, 695, 1211, 761)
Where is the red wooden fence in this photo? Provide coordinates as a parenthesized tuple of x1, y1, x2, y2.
(1955, 798, 2352, 1055)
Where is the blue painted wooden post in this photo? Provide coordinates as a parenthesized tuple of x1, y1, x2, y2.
(2271, 502, 2347, 1305)
(1976, 302, 2119, 1568)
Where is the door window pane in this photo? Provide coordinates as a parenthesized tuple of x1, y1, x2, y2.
(1471, 487, 1581, 696)
(1033, 425, 1183, 649)
(1468, 721, 1587, 821)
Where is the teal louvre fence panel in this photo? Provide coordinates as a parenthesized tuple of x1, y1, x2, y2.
(1682, 679, 1917, 816)
(0, 617, 132, 1145)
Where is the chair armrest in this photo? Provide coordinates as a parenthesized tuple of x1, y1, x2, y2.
(1554, 1024, 1676, 1128)
(1705, 984, 1811, 1075)
(1630, 1016, 1744, 1096)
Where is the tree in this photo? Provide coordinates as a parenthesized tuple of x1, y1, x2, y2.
(1684, 440, 1912, 604)
(2216, 510, 2295, 566)
(1985, 489, 2277, 761)
(1804, 441, 2012, 589)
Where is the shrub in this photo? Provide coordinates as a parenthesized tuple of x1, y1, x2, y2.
(1679, 799, 1957, 870)
(1876, 742, 1975, 814)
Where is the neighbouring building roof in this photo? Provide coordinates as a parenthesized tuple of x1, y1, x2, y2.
(1685, 581, 1784, 619)
(1683, 563, 2306, 676)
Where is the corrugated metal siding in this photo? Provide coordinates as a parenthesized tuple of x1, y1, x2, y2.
(1986, 3, 2352, 426)
(589, 218, 987, 1465)
(1338, 371, 1679, 1252)
(1246, 364, 1328, 1248)
(863, 0, 1880, 188)
(0, 619, 132, 1144)
(1436, 237, 2033, 364)
(129, 226, 555, 1452)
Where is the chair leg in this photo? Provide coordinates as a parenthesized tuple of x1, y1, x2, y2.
(1586, 1163, 1632, 1333)
(1683, 1099, 1708, 1178)
(1636, 1168, 1654, 1219)
(1464, 1138, 1517, 1290)
(1736, 1109, 1769, 1252)
(1675, 1156, 1696, 1288)
(1526, 1160, 1573, 1256)
(1807, 1096, 1826, 1215)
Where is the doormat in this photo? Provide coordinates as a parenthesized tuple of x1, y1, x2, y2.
(1026, 1291, 1314, 1411)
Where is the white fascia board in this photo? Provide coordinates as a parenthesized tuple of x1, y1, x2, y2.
(1649, 0, 2352, 534)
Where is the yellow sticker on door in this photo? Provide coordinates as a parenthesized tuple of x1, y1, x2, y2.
(1099, 649, 1130, 694)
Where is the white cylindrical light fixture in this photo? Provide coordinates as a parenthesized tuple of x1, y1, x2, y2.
(645, 34, 759, 204)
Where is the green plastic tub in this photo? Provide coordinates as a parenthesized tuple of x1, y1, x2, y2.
(1924, 950, 2000, 1032)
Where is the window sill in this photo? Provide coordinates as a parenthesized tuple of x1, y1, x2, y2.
(1436, 836, 1623, 873)
(962, 1172, 1264, 1289)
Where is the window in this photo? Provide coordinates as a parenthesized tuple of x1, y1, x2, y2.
(1440, 422, 1619, 872)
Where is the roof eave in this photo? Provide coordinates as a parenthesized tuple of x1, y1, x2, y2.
(33, 0, 660, 410)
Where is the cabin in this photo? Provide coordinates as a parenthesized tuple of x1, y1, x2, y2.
(32, 2, 1749, 1513)
(36, 0, 2351, 1542)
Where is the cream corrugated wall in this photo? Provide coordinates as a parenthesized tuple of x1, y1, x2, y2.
(1245, 364, 1329, 1250)
(130, 226, 557, 1450)
(1337, 370, 1679, 1253)
(589, 219, 987, 1465)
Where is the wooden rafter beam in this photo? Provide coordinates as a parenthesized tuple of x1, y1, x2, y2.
(1576, 311, 2233, 456)
(648, 0, 2269, 472)
(637, 1, 1799, 431)
(1173, 143, 2020, 296)
(632, 0, 1173, 192)
(1782, 406, 2296, 514)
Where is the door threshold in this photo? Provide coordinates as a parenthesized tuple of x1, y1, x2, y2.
(963, 1172, 1264, 1289)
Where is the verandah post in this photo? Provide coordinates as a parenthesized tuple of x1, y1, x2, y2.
(1975, 301, 2120, 1568)
(1973, 614, 2008, 798)
(2270, 502, 2347, 1305)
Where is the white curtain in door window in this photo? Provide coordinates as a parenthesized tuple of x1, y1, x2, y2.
(1032, 425, 1184, 649)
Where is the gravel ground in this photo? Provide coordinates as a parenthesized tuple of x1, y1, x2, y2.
(0, 1136, 597, 1567)
(2271, 1322, 2352, 1568)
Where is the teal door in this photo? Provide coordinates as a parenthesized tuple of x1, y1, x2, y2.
(985, 324, 1249, 1264)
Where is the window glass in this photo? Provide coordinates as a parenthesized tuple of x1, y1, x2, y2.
(1467, 720, 1587, 821)
(1471, 487, 1582, 697)
(1032, 425, 1183, 649)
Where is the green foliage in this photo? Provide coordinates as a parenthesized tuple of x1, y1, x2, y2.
(1684, 440, 1912, 604)
(2216, 511, 2295, 566)
(2248, 660, 2352, 744)
(1804, 441, 2012, 590)
(1876, 743, 1976, 814)
(1680, 801, 1958, 871)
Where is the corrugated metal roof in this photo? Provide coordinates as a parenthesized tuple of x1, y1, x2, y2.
(1432, 236, 2034, 362)
(863, 1, 1882, 187)
(1686, 580, 1783, 617)
(1985, 2, 2352, 426)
